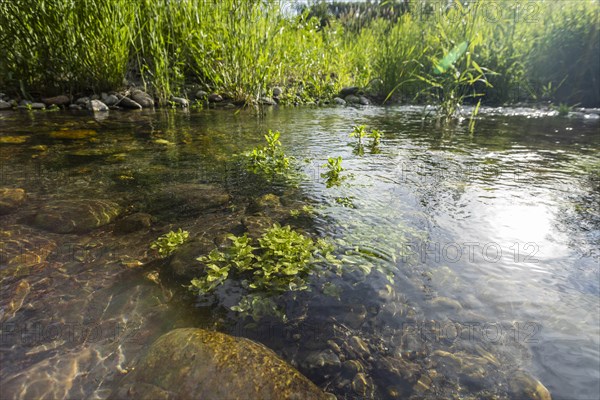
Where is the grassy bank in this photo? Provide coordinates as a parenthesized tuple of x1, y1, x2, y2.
(0, 0, 598, 107)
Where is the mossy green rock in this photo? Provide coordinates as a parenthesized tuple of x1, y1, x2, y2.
(32, 199, 121, 233)
(110, 328, 329, 400)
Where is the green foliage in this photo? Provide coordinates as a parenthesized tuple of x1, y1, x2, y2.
(189, 223, 341, 321)
(350, 125, 367, 146)
(0, 0, 597, 106)
(321, 156, 347, 188)
(368, 129, 383, 147)
(244, 129, 296, 184)
(150, 229, 189, 257)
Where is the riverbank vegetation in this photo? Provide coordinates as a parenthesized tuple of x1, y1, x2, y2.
(1, 0, 598, 107)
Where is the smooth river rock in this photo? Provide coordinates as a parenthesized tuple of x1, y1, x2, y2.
(32, 199, 122, 233)
(109, 328, 330, 400)
(148, 184, 230, 217)
(0, 188, 26, 214)
(130, 90, 154, 108)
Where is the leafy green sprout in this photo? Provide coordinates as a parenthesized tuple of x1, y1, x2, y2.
(321, 156, 347, 188)
(368, 129, 383, 147)
(350, 125, 368, 146)
(150, 228, 189, 257)
(245, 129, 295, 183)
(189, 223, 341, 321)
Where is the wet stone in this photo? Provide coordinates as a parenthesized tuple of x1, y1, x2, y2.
(0, 100, 13, 110)
(114, 213, 153, 235)
(117, 95, 142, 110)
(0, 135, 29, 144)
(41, 95, 70, 106)
(49, 129, 97, 140)
(171, 96, 188, 107)
(31, 199, 122, 233)
(101, 93, 119, 106)
(0, 225, 57, 278)
(148, 184, 230, 217)
(168, 236, 215, 280)
(340, 86, 360, 97)
(109, 328, 329, 400)
(241, 215, 274, 239)
(333, 97, 346, 106)
(303, 349, 342, 371)
(351, 372, 373, 397)
(208, 93, 223, 103)
(0, 188, 26, 214)
(130, 90, 154, 108)
(345, 94, 361, 104)
(509, 371, 552, 400)
(342, 360, 364, 377)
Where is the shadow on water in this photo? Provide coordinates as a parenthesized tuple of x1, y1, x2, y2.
(0, 106, 599, 399)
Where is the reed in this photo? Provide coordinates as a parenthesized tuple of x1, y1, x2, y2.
(0, 0, 598, 107)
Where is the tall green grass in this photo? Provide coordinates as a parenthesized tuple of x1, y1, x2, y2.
(0, 0, 598, 107)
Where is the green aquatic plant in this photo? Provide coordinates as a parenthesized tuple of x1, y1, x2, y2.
(321, 156, 347, 188)
(189, 223, 341, 321)
(244, 129, 296, 183)
(150, 228, 189, 257)
(368, 129, 383, 146)
(350, 125, 367, 146)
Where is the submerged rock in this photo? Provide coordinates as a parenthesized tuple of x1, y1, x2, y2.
(0, 188, 26, 214)
(148, 184, 230, 217)
(32, 199, 122, 233)
(168, 236, 215, 280)
(509, 371, 552, 400)
(110, 328, 329, 400)
(49, 129, 97, 140)
(0, 135, 28, 144)
(0, 225, 57, 278)
(114, 213, 153, 235)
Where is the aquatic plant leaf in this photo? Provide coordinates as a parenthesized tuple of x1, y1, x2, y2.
(433, 41, 469, 75)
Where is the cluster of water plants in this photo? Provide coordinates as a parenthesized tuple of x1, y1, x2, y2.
(1, 0, 598, 107)
(150, 229, 189, 257)
(189, 224, 341, 321)
(243, 129, 297, 184)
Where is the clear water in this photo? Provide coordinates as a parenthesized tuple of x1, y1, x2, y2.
(1, 106, 598, 399)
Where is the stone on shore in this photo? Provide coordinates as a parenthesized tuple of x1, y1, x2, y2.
(88, 100, 109, 112)
(41, 95, 70, 106)
(130, 90, 154, 108)
(117, 95, 143, 110)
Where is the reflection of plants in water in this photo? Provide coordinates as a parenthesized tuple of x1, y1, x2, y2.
(321, 156, 348, 187)
(150, 229, 189, 257)
(189, 223, 341, 321)
(243, 129, 298, 184)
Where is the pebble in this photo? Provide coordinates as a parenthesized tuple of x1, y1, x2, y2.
(359, 96, 370, 105)
(351, 372, 371, 396)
